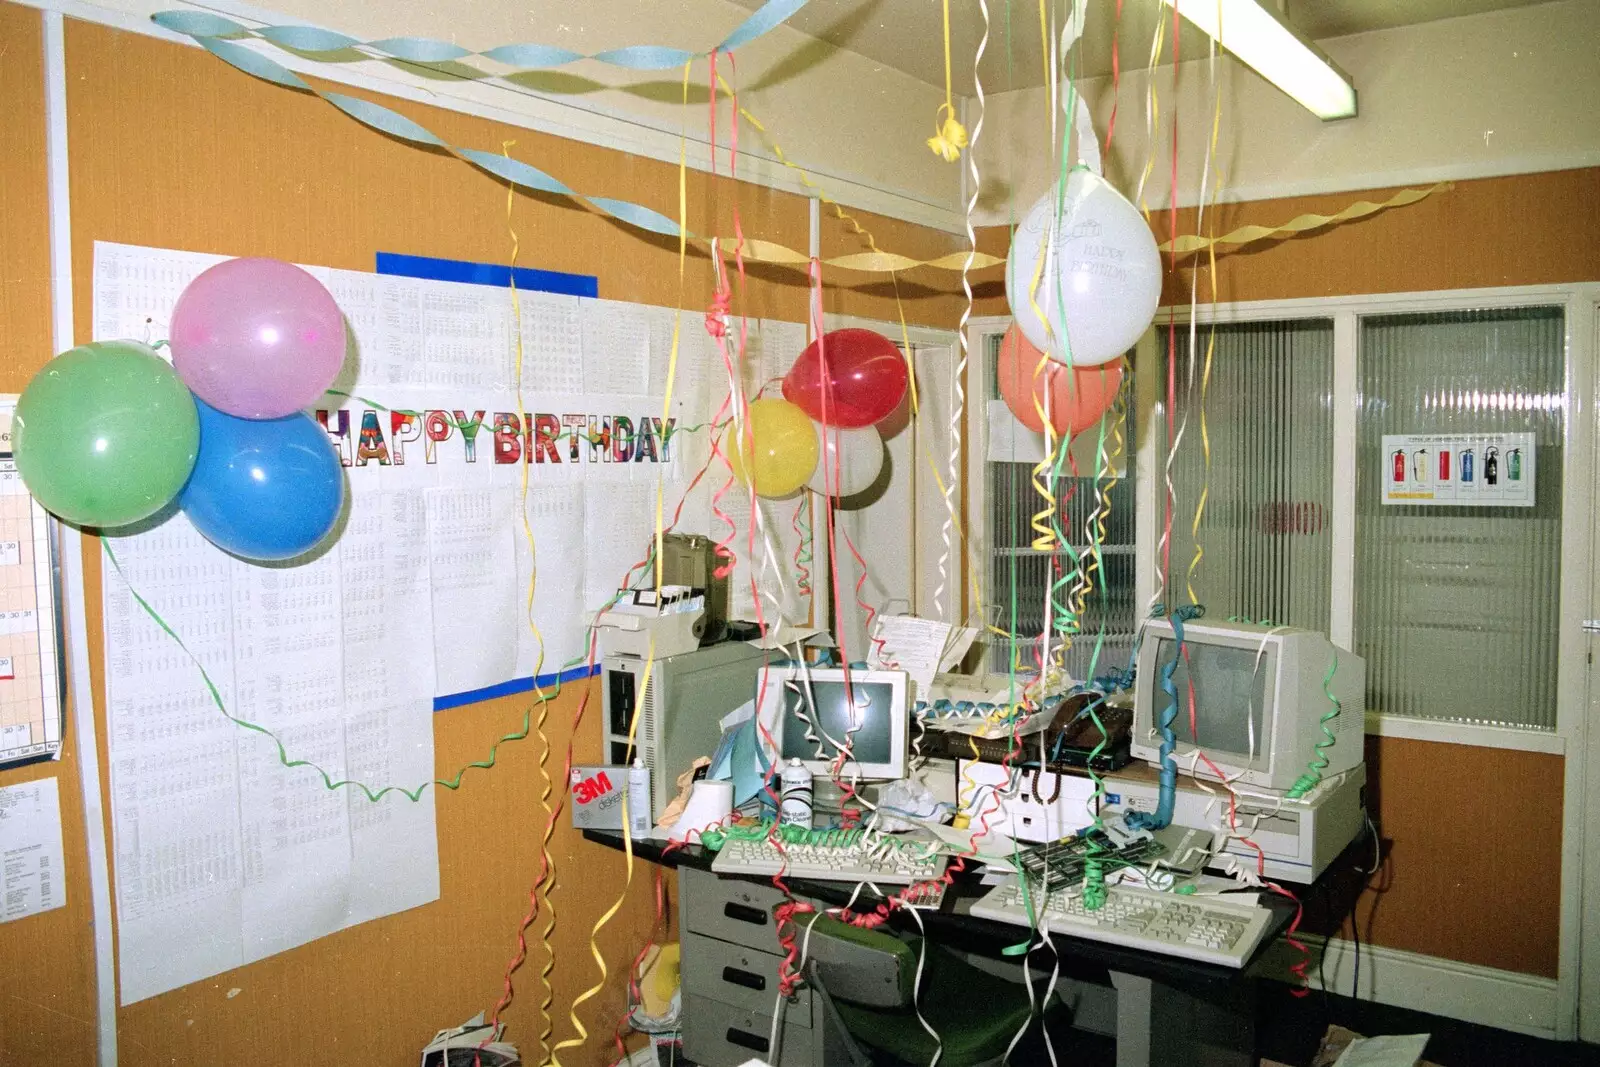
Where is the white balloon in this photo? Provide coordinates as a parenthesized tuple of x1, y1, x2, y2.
(1005, 170, 1162, 367)
(808, 425, 883, 497)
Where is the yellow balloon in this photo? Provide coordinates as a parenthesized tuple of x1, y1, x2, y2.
(726, 398, 819, 498)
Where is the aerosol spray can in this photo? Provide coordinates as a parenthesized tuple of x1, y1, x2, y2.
(780, 758, 814, 828)
(627, 759, 652, 839)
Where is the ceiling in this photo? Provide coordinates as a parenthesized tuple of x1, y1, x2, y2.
(726, 0, 1559, 94)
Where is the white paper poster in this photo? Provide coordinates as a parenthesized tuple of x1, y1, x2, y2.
(1380, 432, 1536, 507)
(0, 776, 66, 922)
(102, 513, 440, 1003)
(92, 242, 819, 998)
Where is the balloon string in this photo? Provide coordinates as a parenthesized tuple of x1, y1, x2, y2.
(790, 496, 813, 598)
(1184, 5, 1225, 608)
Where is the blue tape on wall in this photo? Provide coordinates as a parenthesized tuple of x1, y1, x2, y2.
(433, 663, 602, 713)
(376, 251, 598, 298)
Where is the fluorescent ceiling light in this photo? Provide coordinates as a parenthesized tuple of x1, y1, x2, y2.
(1160, 0, 1358, 120)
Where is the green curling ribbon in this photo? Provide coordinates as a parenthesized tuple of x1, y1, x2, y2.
(1285, 651, 1341, 800)
(102, 538, 641, 801)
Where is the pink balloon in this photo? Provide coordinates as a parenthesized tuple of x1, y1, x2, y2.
(170, 258, 346, 420)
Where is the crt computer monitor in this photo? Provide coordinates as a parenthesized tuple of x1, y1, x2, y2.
(756, 666, 908, 781)
(1130, 619, 1365, 793)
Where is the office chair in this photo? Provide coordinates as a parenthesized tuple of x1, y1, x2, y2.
(802, 915, 1057, 1067)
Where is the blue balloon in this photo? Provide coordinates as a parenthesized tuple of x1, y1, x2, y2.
(180, 400, 345, 561)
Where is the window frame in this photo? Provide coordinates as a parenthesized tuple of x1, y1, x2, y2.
(962, 317, 1140, 679)
(1129, 283, 1600, 756)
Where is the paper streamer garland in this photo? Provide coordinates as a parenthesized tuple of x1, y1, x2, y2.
(153, 9, 1449, 272)
(152, 0, 807, 71)
(1157, 182, 1452, 256)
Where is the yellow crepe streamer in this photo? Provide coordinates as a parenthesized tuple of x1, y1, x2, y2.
(1158, 182, 1451, 256)
(739, 240, 1003, 273)
(927, 0, 970, 161)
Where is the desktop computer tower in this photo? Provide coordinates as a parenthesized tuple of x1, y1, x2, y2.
(601, 641, 770, 818)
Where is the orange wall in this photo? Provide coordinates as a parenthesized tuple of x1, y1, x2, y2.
(0, 8, 981, 1065)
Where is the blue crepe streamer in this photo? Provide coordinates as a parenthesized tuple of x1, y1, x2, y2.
(170, 32, 695, 239)
(1125, 604, 1205, 832)
(153, 0, 806, 70)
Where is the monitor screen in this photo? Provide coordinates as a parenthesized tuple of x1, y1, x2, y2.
(1151, 637, 1270, 760)
(777, 676, 896, 765)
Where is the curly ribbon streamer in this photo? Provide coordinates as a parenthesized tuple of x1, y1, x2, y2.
(926, 0, 969, 161)
(1285, 653, 1342, 799)
(152, 0, 806, 71)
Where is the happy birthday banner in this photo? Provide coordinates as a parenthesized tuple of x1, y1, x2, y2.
(317, 404, 683, 469)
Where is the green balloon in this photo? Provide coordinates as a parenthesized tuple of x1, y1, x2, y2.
(13, 342, 199, 528)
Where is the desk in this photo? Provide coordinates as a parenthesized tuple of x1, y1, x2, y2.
(585, 830, 1366, 1067)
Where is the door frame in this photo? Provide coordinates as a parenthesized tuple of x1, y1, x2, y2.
(1131, 283, 1597, 1040)
(1580, 290, 1600, 1043)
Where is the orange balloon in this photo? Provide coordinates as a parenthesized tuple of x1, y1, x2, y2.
(997, 324, 1124, 438)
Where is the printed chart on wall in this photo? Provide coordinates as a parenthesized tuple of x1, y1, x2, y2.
(1381, 433, 1537, 507)
(0, 400, 64, 769)
(93, 242, 814, 1001)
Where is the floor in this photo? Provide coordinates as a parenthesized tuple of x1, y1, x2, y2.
(1255, 983, 1600, 1067)
(662, 987, 1600, 1066)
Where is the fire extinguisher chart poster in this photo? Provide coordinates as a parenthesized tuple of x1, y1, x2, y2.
(1381, 432, 1536, 507)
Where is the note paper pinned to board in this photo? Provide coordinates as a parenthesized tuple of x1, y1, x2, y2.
(0, 777, 66, 922)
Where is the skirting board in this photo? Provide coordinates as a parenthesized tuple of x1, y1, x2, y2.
(1258, 935, 1561, 1040)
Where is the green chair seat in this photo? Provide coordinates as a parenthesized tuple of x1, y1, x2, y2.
(823, 933, 1041, 1066)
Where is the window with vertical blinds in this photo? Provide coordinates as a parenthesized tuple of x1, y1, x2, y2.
(1163, 320, 1335, 630)
(1354, 307, 1565, 731)
(983, 333, 1137, 682)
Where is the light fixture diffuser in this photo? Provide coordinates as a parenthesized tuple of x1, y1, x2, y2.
(1159, 0, 1358, 120)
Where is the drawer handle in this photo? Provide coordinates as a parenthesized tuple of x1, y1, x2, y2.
(722, 966, 766, 991)
(724, 902, 769, 926)
(726, 1028, 770, 1054)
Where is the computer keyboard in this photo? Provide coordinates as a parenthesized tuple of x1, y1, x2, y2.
(968, 877, 1273, 968)
(711, 833, 949, 886)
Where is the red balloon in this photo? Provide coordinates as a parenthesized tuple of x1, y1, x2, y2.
(997, 324, 1124, 438)
(782, 329, 909, 428)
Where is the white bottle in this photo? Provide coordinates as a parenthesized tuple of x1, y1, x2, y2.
(780, 758, 814, 829)
(627, 759, 652, 839)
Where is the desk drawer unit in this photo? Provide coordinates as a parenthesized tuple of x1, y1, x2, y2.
(681, 992, 815, 1067)
(680, 928, 813, 1017)
(681, 867, 791, 949)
